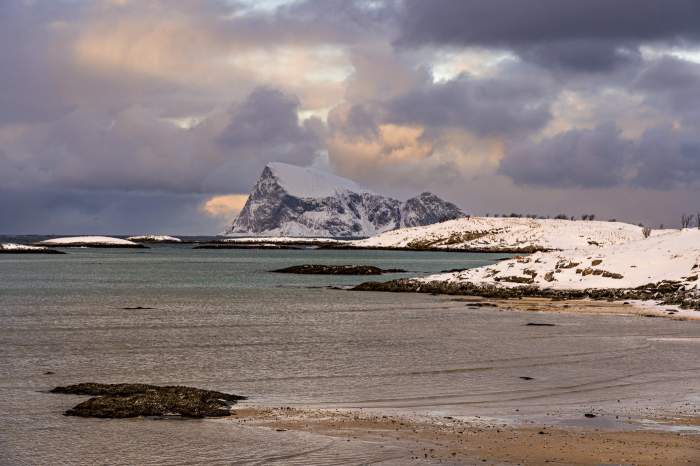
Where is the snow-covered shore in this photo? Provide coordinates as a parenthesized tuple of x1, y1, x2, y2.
(350, 217, 646, 252)
(35, 236, 146, 248)
(126, 235, 182, 243)
(423, 228, 699, 292)
(0, 243, 64, 254)
(355, 228, 700, 316)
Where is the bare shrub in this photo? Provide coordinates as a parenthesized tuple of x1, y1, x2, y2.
(642, 227, 652, 238)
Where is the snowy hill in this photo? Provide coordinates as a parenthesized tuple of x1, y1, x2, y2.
(226, 163, 464, 237)
(351, 217, 645, 251)
(421, 228, 700, 294)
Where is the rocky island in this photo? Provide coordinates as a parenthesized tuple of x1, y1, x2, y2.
(272, 264, 407, 275)
(51, 383, 246, 418)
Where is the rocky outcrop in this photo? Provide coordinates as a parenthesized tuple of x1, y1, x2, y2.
(226, 163, 464, 238)
(352, 278, 700, 310)
(400, 192, 464, 228)
(271, 264, 406, 275)
(51, 383, 246, 418)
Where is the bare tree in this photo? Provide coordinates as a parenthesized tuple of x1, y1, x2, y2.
(681, 214, 692, 229)
(642, 226, 652, 238)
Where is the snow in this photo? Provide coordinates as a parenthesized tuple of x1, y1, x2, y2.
(127, 235, 182, 242)
(37, 236, 139, 246)
(352, 217, 646, 251)
(267, 162, 374, 198)
(421, 228, 700, 292)
(0, 243, 49, 251)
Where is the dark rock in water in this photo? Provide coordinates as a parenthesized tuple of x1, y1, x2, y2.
(584, 413, 597, 418)
(271, 264, 407, 275)
(519, 376, 534, 381)
(525, 323, 556, 327)
(51, 383, 246, 418)
(440, 268, 470, 273)
(44, 371, 55, 375)
(121, 306, 156, 310)
(0, 248, 65, 254)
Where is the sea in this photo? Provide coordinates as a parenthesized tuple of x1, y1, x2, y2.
(2, 239, 699, 465)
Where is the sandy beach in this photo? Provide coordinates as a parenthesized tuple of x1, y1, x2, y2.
(455, 296, 700, 320)
(231, 406, 700, 465)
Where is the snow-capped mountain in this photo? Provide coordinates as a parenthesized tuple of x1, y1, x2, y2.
(225, 162, 465, 237)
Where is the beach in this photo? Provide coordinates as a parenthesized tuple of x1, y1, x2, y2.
(1, 245, 699, 464)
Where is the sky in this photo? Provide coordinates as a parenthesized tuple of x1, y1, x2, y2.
(2, 0, 700, 234)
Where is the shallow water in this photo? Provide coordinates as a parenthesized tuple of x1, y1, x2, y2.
(1, 245, 699, 465)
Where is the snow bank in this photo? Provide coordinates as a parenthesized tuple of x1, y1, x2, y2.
(36, 236, 143, 248)
(126, 235, 182, 243)
(352, 217, 645, 251)
(1, 243, 51, 252)
(422, 229, 700, 293)
(267, 162, 373, 198)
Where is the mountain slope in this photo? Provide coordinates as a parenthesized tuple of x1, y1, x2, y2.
(226, 163, 464, 237)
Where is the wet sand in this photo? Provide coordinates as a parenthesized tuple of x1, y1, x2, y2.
(232, 406, 700, 465)
(455, 296, 700, 320)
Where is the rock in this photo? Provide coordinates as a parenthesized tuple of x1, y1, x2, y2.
(494, 275, 535, 284)
(271, 264, 406, 275)
(526, 323, 555, 327)
(544, 271, 556, 282)
(519, 376, 534, 380)
(584, 413, 597, 418)
(601, 271, 624, 279)
(51, 383, 246, 418)
(591, 259, 603, 266)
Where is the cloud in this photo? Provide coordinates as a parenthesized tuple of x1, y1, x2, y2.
(499, 124, 630, 188)
(201, 194, 249, 219)
(397, 0, 700, 71)
(499, 123, 700, 190)
(387, 65, 553, 136)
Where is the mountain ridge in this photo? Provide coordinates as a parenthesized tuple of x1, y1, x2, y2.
(226, 163, 465, 237)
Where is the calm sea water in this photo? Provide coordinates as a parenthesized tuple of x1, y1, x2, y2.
(1, 244, 699, 465)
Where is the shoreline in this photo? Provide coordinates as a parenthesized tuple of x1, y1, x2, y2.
(230, 406, 700, 465)
(352, 278, 700, 317)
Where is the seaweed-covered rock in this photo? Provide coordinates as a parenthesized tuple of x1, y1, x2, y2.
(51, 383, 246, 418)
(271, 264, 406, 275)
(352, 278, 700, 310)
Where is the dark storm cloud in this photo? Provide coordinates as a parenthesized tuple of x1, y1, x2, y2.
(634, 56, 700, 123)
(219, 88, 315, 148)
(0, 2, 78, 124)
(633, 126, 700, 190)
(0, 188, 224, 235)
(499, 125, 629, 188)
(500, 124, 700, 190)
(387, 69, 553, 136)
(397, 0, 700, 71)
